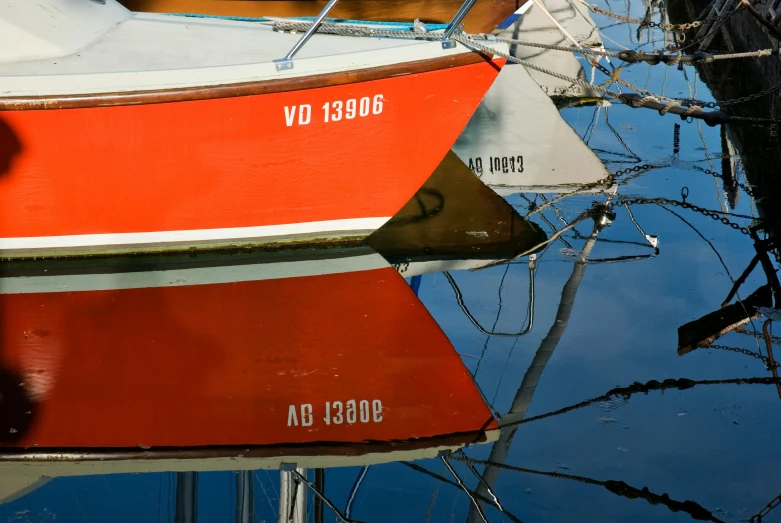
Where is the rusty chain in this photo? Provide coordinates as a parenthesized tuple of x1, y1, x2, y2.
(617, 196, 754, 234)
(691, 165, 757, 197)
(674, 81, 781, 108)
(276, 20, 781, 122)
(719, 82, 781, 107)
(707, 344, 778, 368)
(551, 164, 655, 198)
(612, 164, 656, 177)
(587, 4, 702, 30)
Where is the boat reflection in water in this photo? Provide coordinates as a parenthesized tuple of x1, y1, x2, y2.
(367, 150, 548, 276)
(0, 100, 564, 520)
(0, 244, 500, 518)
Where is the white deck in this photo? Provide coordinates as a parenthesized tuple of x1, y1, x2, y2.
(0, 1, 495, 96)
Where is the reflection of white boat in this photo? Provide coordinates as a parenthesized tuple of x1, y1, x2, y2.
(452, 64, 610, 194)
(367, 150, 547, 273)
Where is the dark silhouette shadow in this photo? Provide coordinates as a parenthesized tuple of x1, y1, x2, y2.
(0, 119, 22, 174)
(0, 118, 27, 444)
(0, 370, 35, 444)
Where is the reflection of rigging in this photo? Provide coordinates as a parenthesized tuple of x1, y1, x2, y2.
(457, 454, 725, 523)
(444, 259, 536, 337)
(175, 472, 197, 523)
(454, 158, 777, 523)
(574, 90, 780, 381)
(677, 226, 781, 390)
(405, 186, 776, 521)
(467, 194, 614, 522)
(749, 491, 781, 523)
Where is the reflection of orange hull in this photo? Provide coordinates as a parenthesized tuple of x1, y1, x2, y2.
(119, 0, 523, 33)
(0, 248, 496, 450)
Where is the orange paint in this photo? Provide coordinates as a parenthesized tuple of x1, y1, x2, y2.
(0, 262, 497, 449)
(0, 60, 502, 244)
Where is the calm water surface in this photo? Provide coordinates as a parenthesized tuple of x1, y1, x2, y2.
(2, 2, 780, 522)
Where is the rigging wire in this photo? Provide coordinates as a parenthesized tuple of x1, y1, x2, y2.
(499, 376, 781, 428)
(656, 204, 763, 353)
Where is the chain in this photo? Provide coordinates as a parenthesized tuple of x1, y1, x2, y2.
(707, 344, 778, 368)
(720, 82, 781, 106)
(275, 20, 781, 121)
(528, 164, 656, 203)
(668, 3, 745, 53)
(275, 20, 781, 124)
(735, 328, 781, 346)
(491, 37, 618, 57)
(587, 3, 702, 30)
(692, 165, 757, 197)
(750, 492, 781, 523)
(533, 162, 657, 201)
(674, 81, 781, 108)
(490, 37, 779, 68)
(618, 196, 753, 234)
(611, 164, 656, 177)
(452, 34, 620, 98)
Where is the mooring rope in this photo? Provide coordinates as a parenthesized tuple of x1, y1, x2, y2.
(271, 21, 781, 124)
(273, 21, 781, 63)
(498, 376, 781, 428)
(446, 455, 725, 523)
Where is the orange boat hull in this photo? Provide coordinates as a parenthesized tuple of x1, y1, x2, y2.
(0, 57, 502, 258)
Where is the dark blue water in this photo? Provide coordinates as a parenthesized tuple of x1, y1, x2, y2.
(2, 1, 781, 522)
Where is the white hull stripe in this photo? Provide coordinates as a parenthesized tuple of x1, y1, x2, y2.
(0, 254, 389, 294)
(0, 218, 390, 251)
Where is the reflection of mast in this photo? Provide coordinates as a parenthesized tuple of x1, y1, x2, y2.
(314, 469, 325, 523)
(236, 471, 254, 523)
(720, 125, 739, 210)
(468, 202, 611, 522)
(175, 472, 198, 523)
(279, 467, 307, 523)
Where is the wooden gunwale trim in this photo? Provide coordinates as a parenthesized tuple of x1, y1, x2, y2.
(0, 51, 496, 111)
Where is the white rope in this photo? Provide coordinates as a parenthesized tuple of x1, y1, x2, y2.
(528, 0, 584, 49)
(270, 20, 779, 123)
